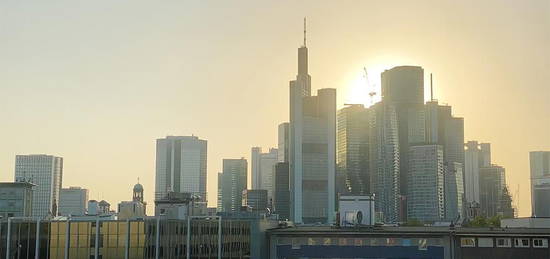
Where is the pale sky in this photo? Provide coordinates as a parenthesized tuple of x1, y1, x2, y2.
(1, 0, 548, 216)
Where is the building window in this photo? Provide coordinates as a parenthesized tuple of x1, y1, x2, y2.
(496, 238, 511, 248)
(478, 238, 493, 247)
(460, 238, 475, 247)
(533, 238, 548, 248)
(514, 238, 530, 248)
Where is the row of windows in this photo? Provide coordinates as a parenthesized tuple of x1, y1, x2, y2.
(460, 237, 549, 248)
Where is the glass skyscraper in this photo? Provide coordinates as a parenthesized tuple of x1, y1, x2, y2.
(15, 154, 63, 218)
(154, 136, 207, 203)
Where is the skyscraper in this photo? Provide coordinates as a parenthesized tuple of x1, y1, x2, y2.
(464, 141, 491, 205)
(59, 187, 89, 216)
(444, 162, 464, 221)
(380, 66, 424, 221)
(407, 145, 445, 222)
(251, 147, 278, 203)
(15, 154, 63, 218)
(337, 104, 370, 195)
(368, 102, 401, 223)
(529, 151, 550, 217)
(217, 158, 247, 212)
(155, 136, 207, 202)
(278, 122, 290, 162)
(479, 165, 507, 217)
(242, 189, 268, 212)
(273, 162, 290, 220)
(424, 100, 465, 220)
(288, 21, 336, 224)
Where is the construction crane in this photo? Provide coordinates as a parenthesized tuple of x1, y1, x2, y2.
(364, 67, 377, 106)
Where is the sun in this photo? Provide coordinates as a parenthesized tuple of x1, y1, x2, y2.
(343, 65, 389, 107)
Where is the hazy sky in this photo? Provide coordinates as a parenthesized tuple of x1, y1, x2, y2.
(1, 0, 548, 216)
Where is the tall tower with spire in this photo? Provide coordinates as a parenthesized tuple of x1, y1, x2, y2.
(289, 19, 336, 224)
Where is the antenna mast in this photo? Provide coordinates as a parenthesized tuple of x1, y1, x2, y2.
(303, 17, 307, 47)
(430, 73, 434, 101)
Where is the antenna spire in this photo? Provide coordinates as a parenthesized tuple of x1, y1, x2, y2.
(430, 73, 434, 101)
(303, 17, 307, 47)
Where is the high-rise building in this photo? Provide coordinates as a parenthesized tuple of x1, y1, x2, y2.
(424, 100, 465, 220)
(15, 154, 63, 218)
(155, 136, 207, 202)
(380, 66, 424, 221)
(278, 122, 290, 162)
(337, 104, 370, 195)
(368, 102, 401, 223)
(530, 151, 550, 217)
(273, 162, 290, 220)
(288, 23, 336, 224)
(381, 66, 424, 105)
(479, 165, 506, 217)
(444, 162, 464, 221)
(0, 181, 34, 218)
(217, 158, 247, 212)
(242, 189, 268, 212)
(464, 141, 491, 205)
(59, 186, 89, 216)
(251, 147, 278, 203)
(407, 145, 445, 222)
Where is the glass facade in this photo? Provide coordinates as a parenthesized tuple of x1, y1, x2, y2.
(1, 218, 251, 259)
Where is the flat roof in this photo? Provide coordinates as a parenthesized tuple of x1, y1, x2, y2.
(268, 226, 550, 236)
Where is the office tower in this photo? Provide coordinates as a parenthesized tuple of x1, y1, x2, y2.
(251, 147, 278, 203)
(464, 141, 491, 205)
(273, 162, 290, 220)
(479, 165, 506, 217)
(59, 186, 89, 216)
(15, 154, 63, 218)
(444, 162, 464, 221)
(407, 145, 445, 222)
(381, 66, 424, 221)
(0, 181, 34, 218)
(368, 102, 401, 223)
(337, 104, 370, 195)
(278, 122, 290, 162)
(499, 187, 515, 218)
(425, 101, 465, 165)
(155, 136, 207, 202)
(242, 189, 268, 212)
(530, 151, 550, 217)
(424, 100, 465, 220)
(381, 66, 424, 105)
(251, 147, 261, 188)
(288, 23, 336, 224)
(217, 158, 247, 212)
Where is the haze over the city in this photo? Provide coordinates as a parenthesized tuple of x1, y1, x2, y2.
(1, 0, 548, 216)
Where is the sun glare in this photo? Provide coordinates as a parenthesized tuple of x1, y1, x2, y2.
(343, 65, 389, 107)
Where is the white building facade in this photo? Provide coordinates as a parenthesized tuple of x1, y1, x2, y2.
(407, 145, 445, 222)
(155, 136, 207, 202)
(251, 147, 278, 202)
(15, 154, 63, 218)
(59, 186, 89, 216)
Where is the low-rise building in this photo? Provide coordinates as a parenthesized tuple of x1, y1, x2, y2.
(267, 226, 550, 259)
(59, 186, 88, 216)
(0, 181, 34, 218)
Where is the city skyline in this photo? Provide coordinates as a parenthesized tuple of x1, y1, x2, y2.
(1, 0, 549, 217)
